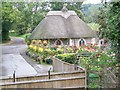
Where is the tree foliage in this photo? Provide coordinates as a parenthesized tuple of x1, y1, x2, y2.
(107, 2, 120, 59)
(1, 2, 17, 41)
(106, 1, 120, 87)
(50, 2, 84, 19)
(12, 2, 47, 35)
(98, 1, 120, 87)
(1, 2, 47, 41)
(81, 4, 102, 23)
(99, 1, 120, 59)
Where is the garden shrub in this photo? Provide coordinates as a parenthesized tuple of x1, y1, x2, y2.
(77, 52, 92, 57)
(80, 51, 117, 71)
(77, 48, 88, 53)
(79, 50, 117, 88)
(55, 53, 76, 64)
(45, 58, 53, 64)
(88, 73, 100, 88)
(28, 45, 34, 51)
(56, 48, 64, 54)
(50, 47, 57, 50)
(25, 39, 31, 45)
(66, 47, 74, 53)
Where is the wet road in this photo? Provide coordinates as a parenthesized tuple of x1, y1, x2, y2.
(0, 37, 52, 77)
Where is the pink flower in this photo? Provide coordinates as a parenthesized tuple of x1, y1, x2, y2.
(106, 67, 112, 70)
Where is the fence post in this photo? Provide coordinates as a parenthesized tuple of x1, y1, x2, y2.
(13, 71, 15, 82)
(74, 54, 79, 70)
(48, 68, 51, 79)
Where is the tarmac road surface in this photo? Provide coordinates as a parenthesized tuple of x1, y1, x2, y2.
(0, 37, 52, 77)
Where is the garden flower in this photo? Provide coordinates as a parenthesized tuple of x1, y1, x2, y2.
(98, 58, 100, 62)
(80, 57, 83, 59)
(38, 47, 43, 52)
(57, 48, 61, 51)
(106, 67, 112, 70)
(112, 57, 115, 59)
(112, 53, 115, 56)
(38, 40, 42, 44)
(29, 45, 33, 48)
(45, 48, 51, 52)
(33, 46, 37, 52)
(107, 60, 111, 62)
(32, 40, 37, 45)
(43, 40, 48, 46)
(95, 53, 102, 58)
(95, 50, 98, 52)
(29, 45, 34, 51)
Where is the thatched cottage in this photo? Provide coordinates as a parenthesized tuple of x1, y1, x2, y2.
(29, 6, 96, 46)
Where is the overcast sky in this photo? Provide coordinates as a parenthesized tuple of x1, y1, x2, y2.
(83, 0, 111, 4)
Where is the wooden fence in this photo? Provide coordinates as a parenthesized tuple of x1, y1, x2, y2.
(52, 57, 85, 72)
(0, 71, 86, 88)
(1, 71, 85, 83)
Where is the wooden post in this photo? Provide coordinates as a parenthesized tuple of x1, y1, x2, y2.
(48, 71, 50, 79)
(74, 54, 79, 70)
(48, 68, 51, 79)
(13, 71, 15, 82)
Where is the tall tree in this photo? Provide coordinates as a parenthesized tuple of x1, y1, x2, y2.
(50, 2, 64, 10)
(106, 2, 120, 88)
(98, 1, 120, 88)
(1, 2, 17, 41)
(50, 2, 84, 19)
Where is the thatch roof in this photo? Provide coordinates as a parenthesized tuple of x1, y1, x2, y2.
(30, 9, 96, 40)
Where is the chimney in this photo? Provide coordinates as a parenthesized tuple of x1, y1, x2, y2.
(61, 3, 68, 12)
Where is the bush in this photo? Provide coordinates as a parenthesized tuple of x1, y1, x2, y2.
(25, 39, 31, 45)
(66, 47, 74, 53)
(45, 58, 53, 64)
(77, 52, 92, 57)
(55, 53, 76, 64)
(56, 48, 64, 54)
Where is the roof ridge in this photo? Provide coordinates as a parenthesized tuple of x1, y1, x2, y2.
(47, 11, 77, 19)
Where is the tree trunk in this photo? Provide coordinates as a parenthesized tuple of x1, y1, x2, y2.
(2, 21, 11, 42)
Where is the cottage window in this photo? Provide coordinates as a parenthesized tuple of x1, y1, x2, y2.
(79, 39, 86, 46)
(55, 40, 63, 45)
(99, 39, 104, 46)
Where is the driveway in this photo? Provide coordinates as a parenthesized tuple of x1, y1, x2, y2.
(0, 37, 52, 77)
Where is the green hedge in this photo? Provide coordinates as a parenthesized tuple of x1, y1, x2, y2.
(55, 53, 76, 64)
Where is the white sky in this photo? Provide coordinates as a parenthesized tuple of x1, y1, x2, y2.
(83, 0, 111, 4)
